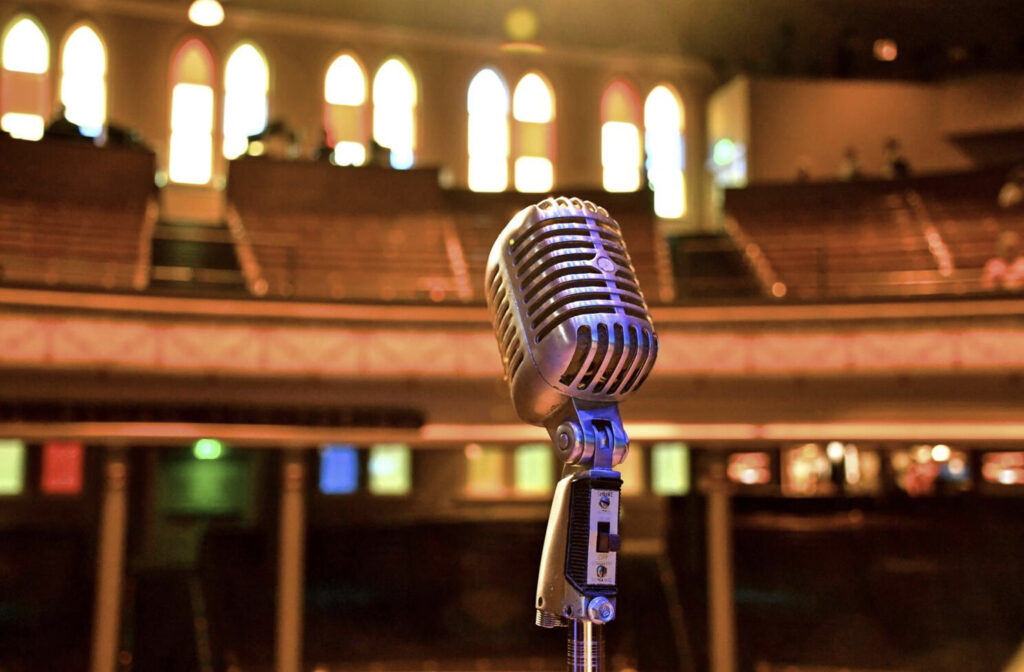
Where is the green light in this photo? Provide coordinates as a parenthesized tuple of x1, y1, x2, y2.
(0, 439, 25, 495)
(514, 443, 553, 495)
(651, 442, 690, 495)
(713, 138, 736, 167)
(193, 438, 224, 460)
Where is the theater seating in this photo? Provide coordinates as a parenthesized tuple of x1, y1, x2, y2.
(0, 135, 156, 291)
(724, 166, 1019, 299)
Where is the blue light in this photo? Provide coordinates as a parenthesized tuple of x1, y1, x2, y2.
(78, 125, 103, 138)
(389, 147, 414, 170)
(320, 445, 359, 494)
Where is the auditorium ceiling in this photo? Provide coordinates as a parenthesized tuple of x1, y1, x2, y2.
(123, 0, 1024, 78)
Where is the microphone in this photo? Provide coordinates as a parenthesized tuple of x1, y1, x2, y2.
(485, 196, 658, 466)
(484, 196, 658, 636)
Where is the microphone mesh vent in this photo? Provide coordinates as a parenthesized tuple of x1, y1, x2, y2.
(511, 197, 656, 397)
(486, 268, 526, 383)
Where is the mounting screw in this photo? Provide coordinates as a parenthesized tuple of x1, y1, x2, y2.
(596, 565, 607, 578)
(554, 421, 584, 464)
(599, 494, 611, 509)
(587, 597, 615, 624)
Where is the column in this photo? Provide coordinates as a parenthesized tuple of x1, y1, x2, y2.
(276, 451, 307, 672)
(705, 459, 736, 672)
(90, 449, 129, 672)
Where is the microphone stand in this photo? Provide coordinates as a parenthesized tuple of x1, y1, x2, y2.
(536, 400, 629, 672)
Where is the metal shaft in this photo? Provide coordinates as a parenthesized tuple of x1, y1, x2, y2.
(567, 620, 604, 672)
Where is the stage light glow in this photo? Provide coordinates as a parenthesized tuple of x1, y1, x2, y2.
(713, 138, 737, 166)
(514, 443, 553, 495)
(193, 438, 223, 460)
(873, 38, 898, 62)
(826, 441, 845, 463)
(41, 441, 84, 494)
(368, 444, 411, 495)
(188, 0, 224, 27)
(727, 452, 771, 485)
(651, 442, 690, 495)
(466, 444, 504, 495)
(319, 444, 358, 494)
(0, 439, 25, 495)
(931, 444, 951, 462)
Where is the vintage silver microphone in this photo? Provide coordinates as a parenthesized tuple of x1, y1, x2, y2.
(485, 196, 658, 671)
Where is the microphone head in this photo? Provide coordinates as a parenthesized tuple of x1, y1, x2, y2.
(485, 196, 658, 427)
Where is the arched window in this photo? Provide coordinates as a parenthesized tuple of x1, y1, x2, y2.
(372, 58, 416, 170)
(1, 15, 49, 141)
(324, 53, 367, 166)
(60, 24, 105, 137)
(644, 85, 686, 218)
(600, 80, 642, 192)
(512, 72, 554, 193)
(222, 42, 268, 159)
(168, 38, 215, 184)
(467, 67, 509, 192)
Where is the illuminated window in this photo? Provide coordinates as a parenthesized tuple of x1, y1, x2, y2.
(169, 39, 215, 184)
(514, 443, 553, 495)
(0, 439, 26, 495)
(60, 25, 105, 137)
(41, 441, 84, 495)
(368, 444, 411, 495)
(512, 72, 554, 192)
(466, 443, 505, 495)
(1, 15, 49, 141)
(320, 444, 359, 494)
(373, 58, 417, 169)
(223, 43, 268, 159)
(324, 53, 367, 166)
(467, 67, 509, 192)
(644, 85, 686, 218)
(651, 442, 690, 495)
(616, 446, 643, 495)
(600, 80, 641, 192)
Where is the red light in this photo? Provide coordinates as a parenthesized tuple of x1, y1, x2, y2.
(41, 441, 84, 495)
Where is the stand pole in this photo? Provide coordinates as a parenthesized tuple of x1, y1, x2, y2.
(567, 620, 604, 672)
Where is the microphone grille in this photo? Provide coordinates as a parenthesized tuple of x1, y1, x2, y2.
(486, 268, 528, 384)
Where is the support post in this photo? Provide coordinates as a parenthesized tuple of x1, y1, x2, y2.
(90, 449, 129, 672)
(276, 451, 306, 672)
(705, 460, 736, 672)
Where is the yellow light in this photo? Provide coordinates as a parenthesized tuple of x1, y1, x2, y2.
(325, 54, 366, 105)
(332, 141, 366, 166)
(2, 17, 48, 74)
(1, 112, 44, 140)
(602, 121, 641, 192)
(826, 441, 845, 463)
(931, 444, 951, 462)
(188, 0, 224, 27)
(514, 156, 553, 193)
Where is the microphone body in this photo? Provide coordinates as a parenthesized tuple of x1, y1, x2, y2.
(485, 197, 658, 633)
(485, 196, 658, 449)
